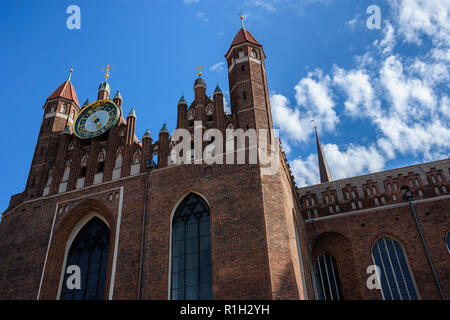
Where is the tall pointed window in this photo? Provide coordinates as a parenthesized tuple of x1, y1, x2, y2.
(58, 160, 71, 193)
(94, 150, 106, 184)
(314, 253, 343, 300)
(372, 237, 419, 300)
(43, 168, 53, 196)
(112, 147, 123, 180)
(130, 150, 141, 175)
(60, 217, 110, 300)
(77, 155, 88, 189)
(170, 193, 212, 300)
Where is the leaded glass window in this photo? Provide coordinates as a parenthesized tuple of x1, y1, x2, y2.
(372, 237, 419, 300)
(171, 194, 212, 300)
(60, 217, 110, 300)
(314, 253, 343, 300)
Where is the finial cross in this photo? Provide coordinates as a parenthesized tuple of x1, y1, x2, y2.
(195, 65, 204, 77)
(102, 64, 115, 82)
(239, 11, 244, 29)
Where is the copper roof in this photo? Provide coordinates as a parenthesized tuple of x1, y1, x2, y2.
(231, 28, 261, 47)
(47, 81, 80, 107)
(225, 28, 263, 57)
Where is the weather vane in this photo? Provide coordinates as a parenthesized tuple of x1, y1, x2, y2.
(195, 65, 204, 77)
(102, 64, 115, 82)
(311, 117, 318, 130)
(68, 65, 74, 81)
(239, 11, 244, 29)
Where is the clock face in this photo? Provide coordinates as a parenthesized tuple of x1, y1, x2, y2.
(73, 100, 121, 139)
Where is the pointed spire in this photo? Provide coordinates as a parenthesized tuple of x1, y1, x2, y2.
(127, 107, 136, 118)
(214, 83, 223, 94)
(143, 129, 152, 140)
(159, 123, 169, 134)
(225, 27, 263, 58)
(313, 121, 332, 183)
(113, 90, 122, 100)
(82, 98, 90, 106)
(47, 80, 80, 107)
(178, 94, 187, 104)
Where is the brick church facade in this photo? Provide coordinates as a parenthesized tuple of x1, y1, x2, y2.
(0, 26, 448, 300)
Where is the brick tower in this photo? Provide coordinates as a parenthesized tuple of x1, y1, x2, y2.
(25, 71, 80, 201)
(225, 23, 274, 132)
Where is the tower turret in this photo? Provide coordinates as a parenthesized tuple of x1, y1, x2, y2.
(113, 90, 123, 107)
(98, 81, 110, 100)
(225, 23, 273, 132)
(27, 69, 80, 198)
(126, 108, 136, 145)
(158, 123, 170, 168)
(177, 94, 188, 129)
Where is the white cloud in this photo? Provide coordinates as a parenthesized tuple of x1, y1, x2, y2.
(270, 93, 313, 143)
(291, 143, 385, 186)
(377, 22, 396, 55)
(332, 66, 380, 119)
(294, 70, 338, 131)
(290, 154, 320, 186)
(210, 62, 225, 73)
(391, 0, 450, 47)
(274, 0, 450, 185)
(223, 96, 230, 114)
(323, 143, 386, 179)
(380, 55, 437, 120)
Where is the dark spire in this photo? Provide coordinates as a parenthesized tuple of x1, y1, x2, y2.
(214, 83, 223, 94)
(159, 123, 169, 134)
(178, 94, 187, 104)
(314, 125, 332, 183)
(127, 107, 136, 118)
(113, 90, 122, 100)
(143, 129, 152, 140)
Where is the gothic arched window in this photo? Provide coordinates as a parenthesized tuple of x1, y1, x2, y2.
(60, 217, 110, 300)
(314, 253, 343, 300)
(170, 193, 212, 300)
(372, 237, 419, 300)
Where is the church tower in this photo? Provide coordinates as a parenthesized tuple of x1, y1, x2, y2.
(25, 68, 80, 199)
(225, 16, 274, 132)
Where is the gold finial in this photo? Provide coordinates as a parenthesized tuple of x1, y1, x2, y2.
(102, 64, 115, 82)
(68, 65, 74, 81)
(239, 11, 244, 29)
(195, 65, 204, 77)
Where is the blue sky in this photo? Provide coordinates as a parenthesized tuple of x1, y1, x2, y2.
(0, 0, 448, 213)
